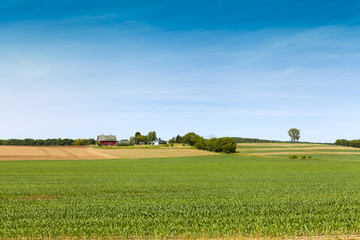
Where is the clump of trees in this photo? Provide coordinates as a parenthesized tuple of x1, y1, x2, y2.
(195, 137, 237, 154)
(0, 138, 96, 146)
(335, 139, 360, 148)
(130, 131, 158, 145)
(183, 132, 203, 146)
(180, 132, 236, 154)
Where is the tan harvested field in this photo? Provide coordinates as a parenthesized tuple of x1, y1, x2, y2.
(0, 146, 112, 160)
(96, 148, 218, 159)
(0, 146, 217, 161)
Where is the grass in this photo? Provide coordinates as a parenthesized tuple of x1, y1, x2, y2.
(270, 153, 360, 162)
(2, 152, 360, 238)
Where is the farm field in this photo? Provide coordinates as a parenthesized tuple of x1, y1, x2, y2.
(96, 147, 217, 159)
(0, 146, 216, 161)
(237, 143, 360, 157)
(1, 143, 360, 239)
(0, 146, 112, 160)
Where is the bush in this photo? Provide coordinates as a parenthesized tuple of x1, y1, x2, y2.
(308, 156, 312, 159)
(220, 137, 237, 154)
(288, 155, 293, 159)
(194, 139, 206, 150)
(293, 155, 298, 159)
(301, 155, 306, 159)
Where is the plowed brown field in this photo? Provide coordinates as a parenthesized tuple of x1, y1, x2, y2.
(0, 146, 217, 161)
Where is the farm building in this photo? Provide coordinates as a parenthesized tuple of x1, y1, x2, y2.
(150, 138, 166, 145)
(97, 134, 117, 146)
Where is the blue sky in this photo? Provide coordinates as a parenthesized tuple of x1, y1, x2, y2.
(1, 1, 360, 142)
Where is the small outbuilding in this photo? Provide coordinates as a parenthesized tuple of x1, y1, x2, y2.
(97, 134, 117, 146)
(150, 138, 165, 145)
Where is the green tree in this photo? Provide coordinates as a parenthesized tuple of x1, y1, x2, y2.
(74, 139, 86, 146)
(147, 131, 157, 143)
(183, 132, 202, 146)
(175, 135, 183, 143)
(288, 128, 300, 142)
(138, 135, 147, 144)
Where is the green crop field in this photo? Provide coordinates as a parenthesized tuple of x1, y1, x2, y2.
(2, 144, 360, 239)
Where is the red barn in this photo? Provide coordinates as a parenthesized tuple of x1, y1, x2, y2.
(97, 134, 117, 146)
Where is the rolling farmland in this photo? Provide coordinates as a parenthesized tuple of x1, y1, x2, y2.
(1, 144, 360, 239)
(0, 145, 216, 161)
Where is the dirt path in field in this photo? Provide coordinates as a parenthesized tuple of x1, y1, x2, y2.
(0, 146, 217, 161)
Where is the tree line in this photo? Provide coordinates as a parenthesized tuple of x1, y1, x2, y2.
(129, 131, 184, 145)
(335, 139, 360, 148)
(232, 128, 301, 143)
(0, 138, 96, 146)
(129, 131, 236, 153)
(232, 137, 281, 143)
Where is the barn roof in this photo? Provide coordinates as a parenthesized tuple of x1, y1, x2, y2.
(97, 134, 117, 142)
